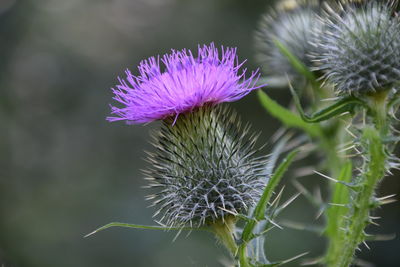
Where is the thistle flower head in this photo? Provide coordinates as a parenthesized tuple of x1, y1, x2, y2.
(312, 1, 400, 95)
(107, 43, 261, 124)
(145, 105, 267, 227)
(254, 2, 321, 81)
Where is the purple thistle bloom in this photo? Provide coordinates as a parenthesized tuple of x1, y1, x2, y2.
(107, 43, 262, 124)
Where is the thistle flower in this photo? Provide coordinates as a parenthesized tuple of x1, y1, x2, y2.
(145, 105, 267, 227)
(107, 43, 266, 229)
(254, 2, 321, 81)
(107, 43, 261, 124)
(312, 1, 400, 95)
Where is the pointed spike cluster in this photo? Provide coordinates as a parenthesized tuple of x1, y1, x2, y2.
(146, 105, 268, 227)
(373, 194, 398, 206)
(311, 0, 400, 95)
(254, 0, 322, 82)
(292, 180, 325, 208)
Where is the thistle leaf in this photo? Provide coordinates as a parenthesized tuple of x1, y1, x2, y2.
(84, 222, 206, 238)
(259, 252, 309, 267)
(258, 90, 322, 138)
(289, 85, 367, 123)
(241, 150, 298, 242)
(254, 150, 299, 221)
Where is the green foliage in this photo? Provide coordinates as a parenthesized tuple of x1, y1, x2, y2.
(335, 126, 387, 266)
(324, 162, 352, 265)
(93, 4, 400, 266)
(258, 90, 322, 138)
(84, 222, 207, 238)
(289, 85, 367, 123)
(239, 150, 300, 267)
(265, 30, 396, 267)
(87, 150, 304, 266)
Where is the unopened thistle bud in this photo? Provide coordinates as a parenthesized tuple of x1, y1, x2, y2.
(312, 1, 400, 95)
(107, 43, 266, 228)
(255, 1, 321, 81)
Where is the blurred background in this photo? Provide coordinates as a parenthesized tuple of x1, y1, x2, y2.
(0, 0, 399, 266)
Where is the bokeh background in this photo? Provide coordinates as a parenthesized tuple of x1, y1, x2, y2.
(0, 0, 399, 266)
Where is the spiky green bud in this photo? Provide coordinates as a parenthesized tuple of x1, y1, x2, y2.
(145, 105, 267, 227)
(254, 2, 321, 82)
(312, 1, 400, 95)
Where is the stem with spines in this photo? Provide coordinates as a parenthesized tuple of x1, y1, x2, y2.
(332, 91, 389, 267)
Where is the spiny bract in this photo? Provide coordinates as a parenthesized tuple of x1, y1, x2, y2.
(254, 2, 321, 81)
(312, 1, 400, 95)
(145, 105, 267, 227)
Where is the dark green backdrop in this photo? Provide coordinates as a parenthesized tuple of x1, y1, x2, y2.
(1, 0, 399, 266)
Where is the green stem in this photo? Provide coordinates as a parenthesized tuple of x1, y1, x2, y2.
(238, 244, 250, 267)
(332, 93, 388, 267)
(321, 123, 346, 177)
(323, 117, 353, 265)
(338, 127, 385, 266)
(371, 91, 389, 136)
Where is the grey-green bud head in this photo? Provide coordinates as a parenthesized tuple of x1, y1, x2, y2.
(145, 105, 267, 227)
(255, 3, 321, 82)
(312, 1, 400, 95)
